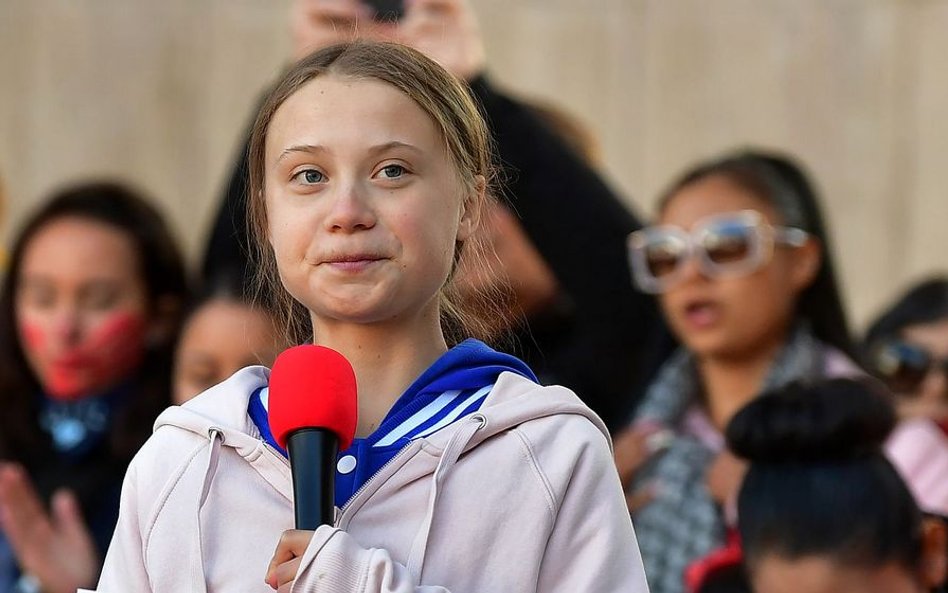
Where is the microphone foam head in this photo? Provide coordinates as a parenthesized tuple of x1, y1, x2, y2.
(268, 345, 358, 451)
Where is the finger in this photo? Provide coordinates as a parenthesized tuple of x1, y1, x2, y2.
(399, 0, 460, 33)
(644, 428, 674, 454)
(296, 0, 370, 18)
(405, 0, 462, 15)
(51, 490, 94, 546)
(290, 0, 376, 59)
(266, 530, 312, 586)
(274, 558, 302, 589)
(0, 464, 51, 539)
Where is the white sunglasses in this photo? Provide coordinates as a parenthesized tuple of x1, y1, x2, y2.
(627, 210, 810, 294)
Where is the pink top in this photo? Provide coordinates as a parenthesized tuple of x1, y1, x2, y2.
(885, 418, 948, 516)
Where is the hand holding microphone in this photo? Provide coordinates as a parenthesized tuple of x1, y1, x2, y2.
(266, 345, 358, 589)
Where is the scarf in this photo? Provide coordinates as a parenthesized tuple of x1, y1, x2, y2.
(631, 326, 825, 593)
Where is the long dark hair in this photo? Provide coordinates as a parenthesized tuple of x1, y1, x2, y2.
(659, 149, 854, 358)
(728, 379, 922, 572)
(863, 277, 948, 362)
(0, 182, 188, 463)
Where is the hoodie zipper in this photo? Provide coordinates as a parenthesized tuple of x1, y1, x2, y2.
(336, 441, 419, 523)
(336, 413, 487, 524)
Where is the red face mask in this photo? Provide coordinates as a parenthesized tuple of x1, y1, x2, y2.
(19, 312, 148, 401)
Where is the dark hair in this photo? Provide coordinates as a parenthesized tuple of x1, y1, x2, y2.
(246, 41, 507, 347)
(659, 149, 854, 358)
(0, 181, 188, 462)
(188, 265, 256, 319)
(727, 378, 923, 572)
(863, 277, 948, 361)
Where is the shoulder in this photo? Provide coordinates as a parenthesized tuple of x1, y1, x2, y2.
(482, 373, 616, 498)
(820, 347, 864, 379)
(123, 366, 271, 516)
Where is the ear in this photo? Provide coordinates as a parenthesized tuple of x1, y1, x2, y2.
(919, 516, 948, 589)
(456, 175, 485, 244)
(789, 236, 822, 293)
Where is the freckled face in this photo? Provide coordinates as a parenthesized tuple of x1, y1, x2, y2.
(263, 76, 475, 332)
(15, 217, 150, 400)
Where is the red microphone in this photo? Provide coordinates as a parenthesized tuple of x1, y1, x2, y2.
(269, 345, 358, 529)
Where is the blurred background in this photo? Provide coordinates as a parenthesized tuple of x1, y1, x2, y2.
(1, 0, 946, 325)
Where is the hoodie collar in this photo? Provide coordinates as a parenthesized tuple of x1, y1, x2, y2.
(364, 339, 537, 447)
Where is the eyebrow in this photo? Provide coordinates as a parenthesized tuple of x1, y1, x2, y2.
(276, 141, 423, 163)
(277, 144, 328, 163)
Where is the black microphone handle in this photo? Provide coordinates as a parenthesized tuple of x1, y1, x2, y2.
(286, 428, 339, 530)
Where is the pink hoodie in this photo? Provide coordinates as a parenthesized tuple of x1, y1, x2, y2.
(91, 367, 650, 592)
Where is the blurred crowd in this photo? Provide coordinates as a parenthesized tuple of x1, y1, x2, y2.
(0, 1, 945, 593)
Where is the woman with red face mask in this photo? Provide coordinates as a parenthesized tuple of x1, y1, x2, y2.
(0, 182, 187, 593)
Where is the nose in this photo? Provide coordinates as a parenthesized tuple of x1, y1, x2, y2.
(50, 305, 84, 348)
(323, 182, 376, 233)
(675, 251, 707, 286)
(920, 364, 948, 403)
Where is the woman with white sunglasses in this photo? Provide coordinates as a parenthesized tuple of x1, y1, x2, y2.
(613, 150, 860, 593)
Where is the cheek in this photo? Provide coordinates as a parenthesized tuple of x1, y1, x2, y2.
(85, 313, 148, 353)
(18, 321, 46, 353)
(46, 312, 149, 400)
(269, 210, 319, 271)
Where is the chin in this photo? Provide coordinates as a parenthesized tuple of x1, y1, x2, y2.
(679, 333, 736, 360)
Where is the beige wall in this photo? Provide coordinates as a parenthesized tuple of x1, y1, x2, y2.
(1, 0, 946, 328)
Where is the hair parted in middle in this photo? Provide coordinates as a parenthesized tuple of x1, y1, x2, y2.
(246, 41, 511, 346)
(658, 149, 854, 359)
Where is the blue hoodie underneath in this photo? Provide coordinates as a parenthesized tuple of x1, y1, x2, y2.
(248, 339, 537, 508)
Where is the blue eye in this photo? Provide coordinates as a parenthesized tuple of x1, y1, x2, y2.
(379, 164, 406, 179)
(294, 169, 325, 184)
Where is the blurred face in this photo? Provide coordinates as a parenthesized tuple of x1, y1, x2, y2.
(656, 175, 818, 360)
(15, 217, 149, 400)
(264, 75, 476, 334)
(752, 556, 926, 593)
(173, 299, 283, 404)
(897, 318, 948, 421)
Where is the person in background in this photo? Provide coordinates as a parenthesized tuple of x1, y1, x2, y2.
(864, 277, 948, 516)
(617, 150, 858, 593)
(727, 379, 948, 593)
(0, 182, 187, 593)
(173, 269, 286, 405)
(202, 0, 670, 431)
(864, 277, 948, 426)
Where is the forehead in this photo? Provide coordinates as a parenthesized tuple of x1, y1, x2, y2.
(179, 300, 278, 357)
(660, 174, 781, 229)
(901, 317, 948, 356)
(752, 555, 921, 593)
(266, 75, 445, 161)
(19, 217, 139, 283)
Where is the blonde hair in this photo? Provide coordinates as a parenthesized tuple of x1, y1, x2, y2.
(246, 41, 511, 345)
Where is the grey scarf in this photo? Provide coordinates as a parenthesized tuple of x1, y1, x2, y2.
(631, 327, 825, 593)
